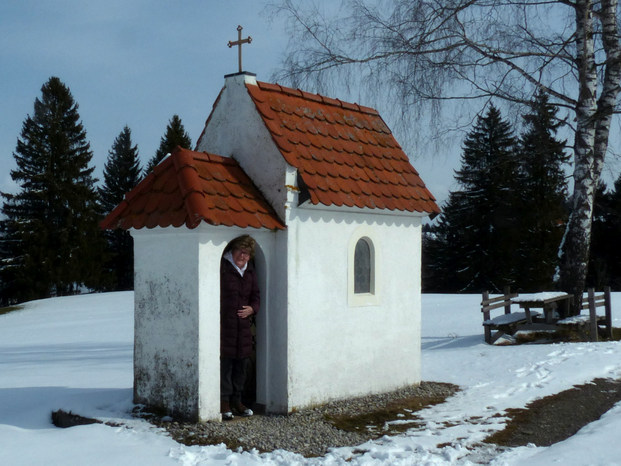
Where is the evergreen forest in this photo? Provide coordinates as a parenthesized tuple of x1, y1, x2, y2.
(1, 77, 620, 305)
(423, 95, 621, 293)
(0, 77, 192, 305)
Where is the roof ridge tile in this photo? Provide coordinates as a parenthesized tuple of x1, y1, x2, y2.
(257, 81, 281, 92)
(300, 90, 323, 103)
(256, 81, 381, 116)
(340, 100, 359, 111)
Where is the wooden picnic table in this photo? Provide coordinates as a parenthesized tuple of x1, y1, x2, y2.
(512, 292, 573, 324)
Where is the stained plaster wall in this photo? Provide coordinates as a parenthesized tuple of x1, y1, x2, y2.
(133, 229, 203, 419)
(284, 205, 424, 410)
(132, 225, 287, 421)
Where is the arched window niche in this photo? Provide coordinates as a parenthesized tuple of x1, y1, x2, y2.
(348, 233, 379, 307)
(354, 239, 372, 293)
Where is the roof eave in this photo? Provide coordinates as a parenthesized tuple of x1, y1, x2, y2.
(296, 201, 437, 218)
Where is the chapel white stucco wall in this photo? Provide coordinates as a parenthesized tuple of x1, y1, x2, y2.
(284, 206, 423, 410)
(133, 229, 204, 419)
(132, 225, 288, 421)
(196, 73, 290, 221)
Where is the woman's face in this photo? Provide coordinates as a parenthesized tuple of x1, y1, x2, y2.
(231, 248, 251, 269)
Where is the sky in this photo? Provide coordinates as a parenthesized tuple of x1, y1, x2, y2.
(0, 0, 463, 207)
(2, 1, 620, 210)
(0, 1, 287, 192)
(1, 291, 620, 464)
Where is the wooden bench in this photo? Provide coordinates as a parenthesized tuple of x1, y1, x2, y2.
(582, 287, 612, 341)
(557, 287, 612, 341)
(481, 288, 541, 344)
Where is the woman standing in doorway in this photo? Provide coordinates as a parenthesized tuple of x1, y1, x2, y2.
(220, 235, 259, 420)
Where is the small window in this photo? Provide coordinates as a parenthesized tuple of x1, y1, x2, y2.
(348, 232, 378, 306)
(354, 239, 371, 294)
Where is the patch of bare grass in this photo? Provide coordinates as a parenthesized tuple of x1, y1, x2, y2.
(0, 305, 23, 316)
(484, 378, 621, 447)
(325, 391, 453, 437)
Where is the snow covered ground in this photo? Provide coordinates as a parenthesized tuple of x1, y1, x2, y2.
(1, 292, 620, 465)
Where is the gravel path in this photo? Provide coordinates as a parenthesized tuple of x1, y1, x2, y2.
(60, 376, 621, 458)
(150, 382, 458, 458)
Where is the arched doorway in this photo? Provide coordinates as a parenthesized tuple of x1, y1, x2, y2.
(219, 235, 266, 413)
(250, 243, 267, 412)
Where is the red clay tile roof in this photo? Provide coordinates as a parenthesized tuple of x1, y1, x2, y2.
(246, 81, 440, 214)
(101, 147, 285, 231)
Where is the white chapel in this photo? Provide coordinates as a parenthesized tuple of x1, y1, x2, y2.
(102, 71, 439, 421)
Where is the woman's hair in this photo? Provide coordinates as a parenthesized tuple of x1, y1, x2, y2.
(227, 235, 256, 258)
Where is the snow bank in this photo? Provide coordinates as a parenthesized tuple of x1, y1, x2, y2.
(1, 291, 620, 465)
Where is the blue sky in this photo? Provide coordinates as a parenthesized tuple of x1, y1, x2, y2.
(6, 1, 617, 208)
(0, 1, 290, 192)
(0, 0, 461, 206)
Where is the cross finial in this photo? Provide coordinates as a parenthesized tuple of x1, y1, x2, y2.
(227, 25, 252, 73)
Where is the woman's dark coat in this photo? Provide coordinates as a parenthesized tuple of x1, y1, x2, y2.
(220, 258, 260, 359)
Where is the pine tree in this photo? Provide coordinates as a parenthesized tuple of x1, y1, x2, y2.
(514, 92, 569, 291)
(424, 105, 519, 292)
(0, 220, 19, 306)
(98, 126, 142, 290)
(588, 183, 612, 289)
(588, 175, 621, 290)
(145, 115, 192, 173)
(608, 175, 621, 289)
(422, 197, 465, 292)
(0, 77, 104, 304)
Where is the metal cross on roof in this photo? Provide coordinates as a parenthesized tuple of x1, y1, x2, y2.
(227, 25, 252, 73)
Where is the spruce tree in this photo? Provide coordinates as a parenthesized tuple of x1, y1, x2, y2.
(607, 175, 621, 289)
(145, 115, 192, 173)
(0, 220, 19, 306)
(588, 176, 621, 290)
(98, 126, 142, 290)
(588, 183, 612, 289)
(0, 77, 103, 304)
(514, 92, 569, 291)
(422, 197, 466, 292)
(424, 105, 519, 292)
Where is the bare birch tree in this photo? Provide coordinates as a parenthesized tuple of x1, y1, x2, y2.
(274, 0, 621, 307)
